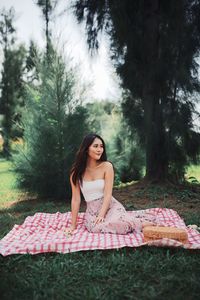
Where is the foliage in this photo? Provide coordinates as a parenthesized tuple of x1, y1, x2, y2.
(0, 7, 15, 47)
(36, 0, 58, 56)
(25, 40, 41, 83)
(73, 0, 200, 182)
(86, 101, 144, 183)
(13, 49, 88, 200)
(0, 8, 26, 157)
(111, 121, 145, 183)
(122, 91, 200, 183)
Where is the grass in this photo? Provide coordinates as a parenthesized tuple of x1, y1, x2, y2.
(1, 248, 200, 300)
(0, 159, 200, 300)
(131, 184, 199, 202)
(186, 164, 200, 183)
(0, 159, 28, 207)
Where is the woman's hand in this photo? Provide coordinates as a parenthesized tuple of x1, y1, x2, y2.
(94, 215, 105, 225)
(64, 225, 76, 236)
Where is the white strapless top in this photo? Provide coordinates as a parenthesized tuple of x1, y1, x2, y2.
(80, 179, 105, 202)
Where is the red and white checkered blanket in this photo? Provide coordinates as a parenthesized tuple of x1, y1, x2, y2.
(0, 208, 200, 256)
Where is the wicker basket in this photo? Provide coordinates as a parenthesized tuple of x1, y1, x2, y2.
(143, 226, 188, 243)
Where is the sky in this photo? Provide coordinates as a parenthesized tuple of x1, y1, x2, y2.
(0, 0, 121, 101)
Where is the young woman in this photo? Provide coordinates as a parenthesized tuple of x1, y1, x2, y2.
(66, 133, 156, 236)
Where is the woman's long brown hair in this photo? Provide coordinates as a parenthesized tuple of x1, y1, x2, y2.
(70, 133, 107, 185)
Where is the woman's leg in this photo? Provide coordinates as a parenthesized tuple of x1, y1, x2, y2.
(85, 197, 132, 234)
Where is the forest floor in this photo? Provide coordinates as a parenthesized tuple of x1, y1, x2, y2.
(114, 181, 200, 221)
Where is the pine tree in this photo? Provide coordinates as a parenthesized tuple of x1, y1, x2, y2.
(36, 0, 57, 57)
(14, 48, 88, 199)
(25, 40, 41, 83)
(0, 8, 26, 157)
(73, 0, 200, 182)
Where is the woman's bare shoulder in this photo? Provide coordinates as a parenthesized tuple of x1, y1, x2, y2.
(102, 161, 114, 170)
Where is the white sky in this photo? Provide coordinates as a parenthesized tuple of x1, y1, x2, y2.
(0, 0, 121, 101)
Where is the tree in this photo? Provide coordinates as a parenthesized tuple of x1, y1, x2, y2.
(14, 48, 88, 199)
(0, 8, 26, 157)
(0, 7, 15, 50)
(73, 0, 200, 183)
(25, 40, 41, 83)
(36, 0, 57, 57)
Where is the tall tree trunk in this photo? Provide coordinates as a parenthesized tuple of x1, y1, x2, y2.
(2, 48, 11, 158)
(45, 0, 50, 57)
(144, 94, 167, 180)
(142, 0, 167, 181)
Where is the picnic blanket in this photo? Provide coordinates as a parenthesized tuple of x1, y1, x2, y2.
(0, 208, 200, 256)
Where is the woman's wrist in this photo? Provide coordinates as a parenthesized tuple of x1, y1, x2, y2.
(71, 224, 76, 230)
(99, 198, 111, 217)
(98, 211, 106, 218)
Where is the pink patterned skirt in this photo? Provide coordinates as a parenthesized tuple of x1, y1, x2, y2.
(84, 196, 156, 234)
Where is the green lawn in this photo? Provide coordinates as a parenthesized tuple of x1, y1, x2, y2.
(0, 159, 27, 207)
(1, 248, 200, 300)
(186, 164, 200, 182)
(0, 159, 200, 300)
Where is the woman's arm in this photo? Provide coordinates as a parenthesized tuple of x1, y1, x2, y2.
(68, 174, 81, 232)
(94, 162, 114, 224)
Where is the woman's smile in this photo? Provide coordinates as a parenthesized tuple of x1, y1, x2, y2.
(88, 138, 104, 160)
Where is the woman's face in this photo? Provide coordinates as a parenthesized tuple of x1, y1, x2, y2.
(87, 138, 104, 161)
